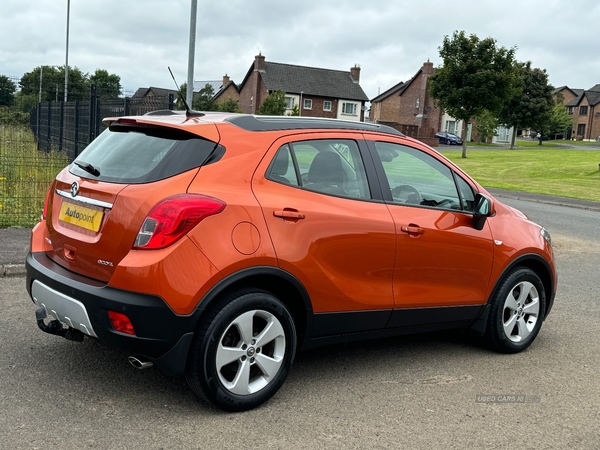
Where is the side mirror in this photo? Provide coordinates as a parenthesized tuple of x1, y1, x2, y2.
(472, 193, 492, 230)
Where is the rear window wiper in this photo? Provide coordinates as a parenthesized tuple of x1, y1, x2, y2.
(73, 160, 101, 177)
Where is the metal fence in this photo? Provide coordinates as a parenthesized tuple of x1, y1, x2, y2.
(31, 86, 175, 160)
(1, 86, 174, 227)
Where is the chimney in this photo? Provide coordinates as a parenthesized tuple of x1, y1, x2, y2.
(255, 52, 266, 71)
(350, 64, 361, 83)
(222, 74, 230, 85)
(422, 60, 434, 76)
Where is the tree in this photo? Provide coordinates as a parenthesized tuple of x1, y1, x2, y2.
(287, 104, 300, 116)
(192, 83, 216, 111)
(216, 98, 240, 113)
(473, 110, 499, 143)
(0, 75, 16, 106)
(498, 62, 554, 148)
(548, 100, 573, 141)
(89, 69, 121, 99)
(258, 90, 286, 116)
(429, 31, 519, 157)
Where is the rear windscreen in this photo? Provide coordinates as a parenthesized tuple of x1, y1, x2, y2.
(69, 124, 219, 183)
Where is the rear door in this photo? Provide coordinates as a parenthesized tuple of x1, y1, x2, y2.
(252, 133, 396, 336)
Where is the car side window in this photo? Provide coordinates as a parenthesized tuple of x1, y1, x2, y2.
(374, 142, 462, 210)
(454, 174, 476, 212)
(269, 139, 370, 199)
(266, 145, 300, 186)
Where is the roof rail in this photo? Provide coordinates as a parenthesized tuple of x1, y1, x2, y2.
(225, 115, 405, 136)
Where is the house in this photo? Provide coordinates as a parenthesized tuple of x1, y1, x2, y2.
(369, 61, 442, 144)
(237, 53, 369, 121)
(370, 61, 519, 145)
(211, 74, 239, 106)
(564, 85, 600, 141)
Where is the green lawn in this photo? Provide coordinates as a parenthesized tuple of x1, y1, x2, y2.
(441, 149, 600, 202)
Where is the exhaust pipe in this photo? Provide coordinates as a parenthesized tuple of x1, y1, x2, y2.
(128, 356, 153, 370)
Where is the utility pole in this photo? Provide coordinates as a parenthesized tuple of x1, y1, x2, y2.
(64, 0, 70, 102)
(186, 0, 197, 107)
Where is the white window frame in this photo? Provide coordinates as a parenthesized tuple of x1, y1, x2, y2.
(284, 96, 295, 110)
(303, 98, 312, 110)
(342, 102, 357, 115)
(323, 100, 332, 111)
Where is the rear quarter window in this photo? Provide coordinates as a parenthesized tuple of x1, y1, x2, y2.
(70, 125, 219, 183)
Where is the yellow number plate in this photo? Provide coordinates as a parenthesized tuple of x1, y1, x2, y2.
(59, 201, 104, 232)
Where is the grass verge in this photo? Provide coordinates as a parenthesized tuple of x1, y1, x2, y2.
(1, 125, 69, 227)
(441, 149, 600, 202)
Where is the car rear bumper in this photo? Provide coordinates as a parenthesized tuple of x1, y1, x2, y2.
(26, 251, 199, 377)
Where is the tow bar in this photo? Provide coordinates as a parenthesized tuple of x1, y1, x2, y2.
(35, 307, 85, 342)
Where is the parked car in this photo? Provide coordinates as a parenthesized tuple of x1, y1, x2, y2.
(26, 112, 556, 411)
(435, 131, 463, 145)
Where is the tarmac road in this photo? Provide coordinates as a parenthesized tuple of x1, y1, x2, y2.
(0, 197, 599, 449)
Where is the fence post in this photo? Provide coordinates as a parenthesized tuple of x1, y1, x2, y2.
(89, 84, 97, 143)
(168, 93, 174, 110)
(46, 102, 52, 152)
(74, 100, 79, 159)
(124, 97, 130, 116)
(35, 104, 41, 151)
(95, 96, 101, 138)
(58, 101, 64, 151)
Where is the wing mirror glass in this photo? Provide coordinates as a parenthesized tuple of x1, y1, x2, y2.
(472, 193, 492, 230)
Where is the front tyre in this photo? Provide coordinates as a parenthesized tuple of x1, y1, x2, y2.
(485, 267, 546, 354)
(186, 291, 297, 411)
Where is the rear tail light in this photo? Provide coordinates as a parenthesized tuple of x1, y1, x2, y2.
(133, 194, 225, 250)
(42, 187, 51, 220)
(108, 311, 136, 335)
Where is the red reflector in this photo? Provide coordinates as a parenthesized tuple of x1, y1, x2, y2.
(117, 118, 138, 125)
(42, 187, 51, 220)
(133, 194, 225, 250)
(108, 311, 136, 335)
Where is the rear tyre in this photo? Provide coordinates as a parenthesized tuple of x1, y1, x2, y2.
(485, 267, 546, 353)
(185, 290, 296, 411)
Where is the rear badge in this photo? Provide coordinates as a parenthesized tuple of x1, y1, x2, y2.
(97, 259, 113, 267)
(70, 181, 79, 197)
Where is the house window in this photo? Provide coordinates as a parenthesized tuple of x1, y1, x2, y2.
(284, 96, 295, 109)
(577, 124, 586, 137)
(323, 101, 332, 111)
(568, 107, 574, 115)
(304, 99, 312, 110)
(342, 102, 357, 115)
(580, 106, 588, 115)
(445, 120, 457, 134)
(415, 98, 420, 108)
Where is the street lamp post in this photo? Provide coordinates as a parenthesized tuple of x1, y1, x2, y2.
(64, 0, 70, 102)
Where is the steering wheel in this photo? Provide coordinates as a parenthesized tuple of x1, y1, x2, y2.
(391, 184, 422, 204)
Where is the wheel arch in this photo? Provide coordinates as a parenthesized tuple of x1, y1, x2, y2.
(488, 253, 555, 319)
(193, 266, 313, 350)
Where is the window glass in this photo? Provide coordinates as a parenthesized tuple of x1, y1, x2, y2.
(284, 97, 295, 109)
(374, 142, 462, 210)
(289, 139, 370, 199)
(455, 174, 475, 212)
(70, 125, 217, 184)
(342, 103, 357, 115)
(266, 145, 299, 186)
(323, 101, 332, 111)
(304, 99, 312, 109)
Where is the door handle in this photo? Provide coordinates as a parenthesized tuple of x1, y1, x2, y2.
(400, 224, 424, 234)
(273, 209, 305, 220)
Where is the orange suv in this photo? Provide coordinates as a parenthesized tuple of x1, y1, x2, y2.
(26, 112, 556, 411)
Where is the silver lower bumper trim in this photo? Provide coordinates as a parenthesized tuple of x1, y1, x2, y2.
(31, 280, 98, 338)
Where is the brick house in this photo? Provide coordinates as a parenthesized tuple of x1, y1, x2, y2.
(211, 74, 240, 107)
(237, 53, 369, 121)
(564, 85, 600, 141)
(369, 61, 442, 135)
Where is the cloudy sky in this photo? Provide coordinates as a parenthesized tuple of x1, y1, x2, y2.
(1, 0, 599, 100)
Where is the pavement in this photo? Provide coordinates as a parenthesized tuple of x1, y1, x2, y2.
(1, 189, 600, 277)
